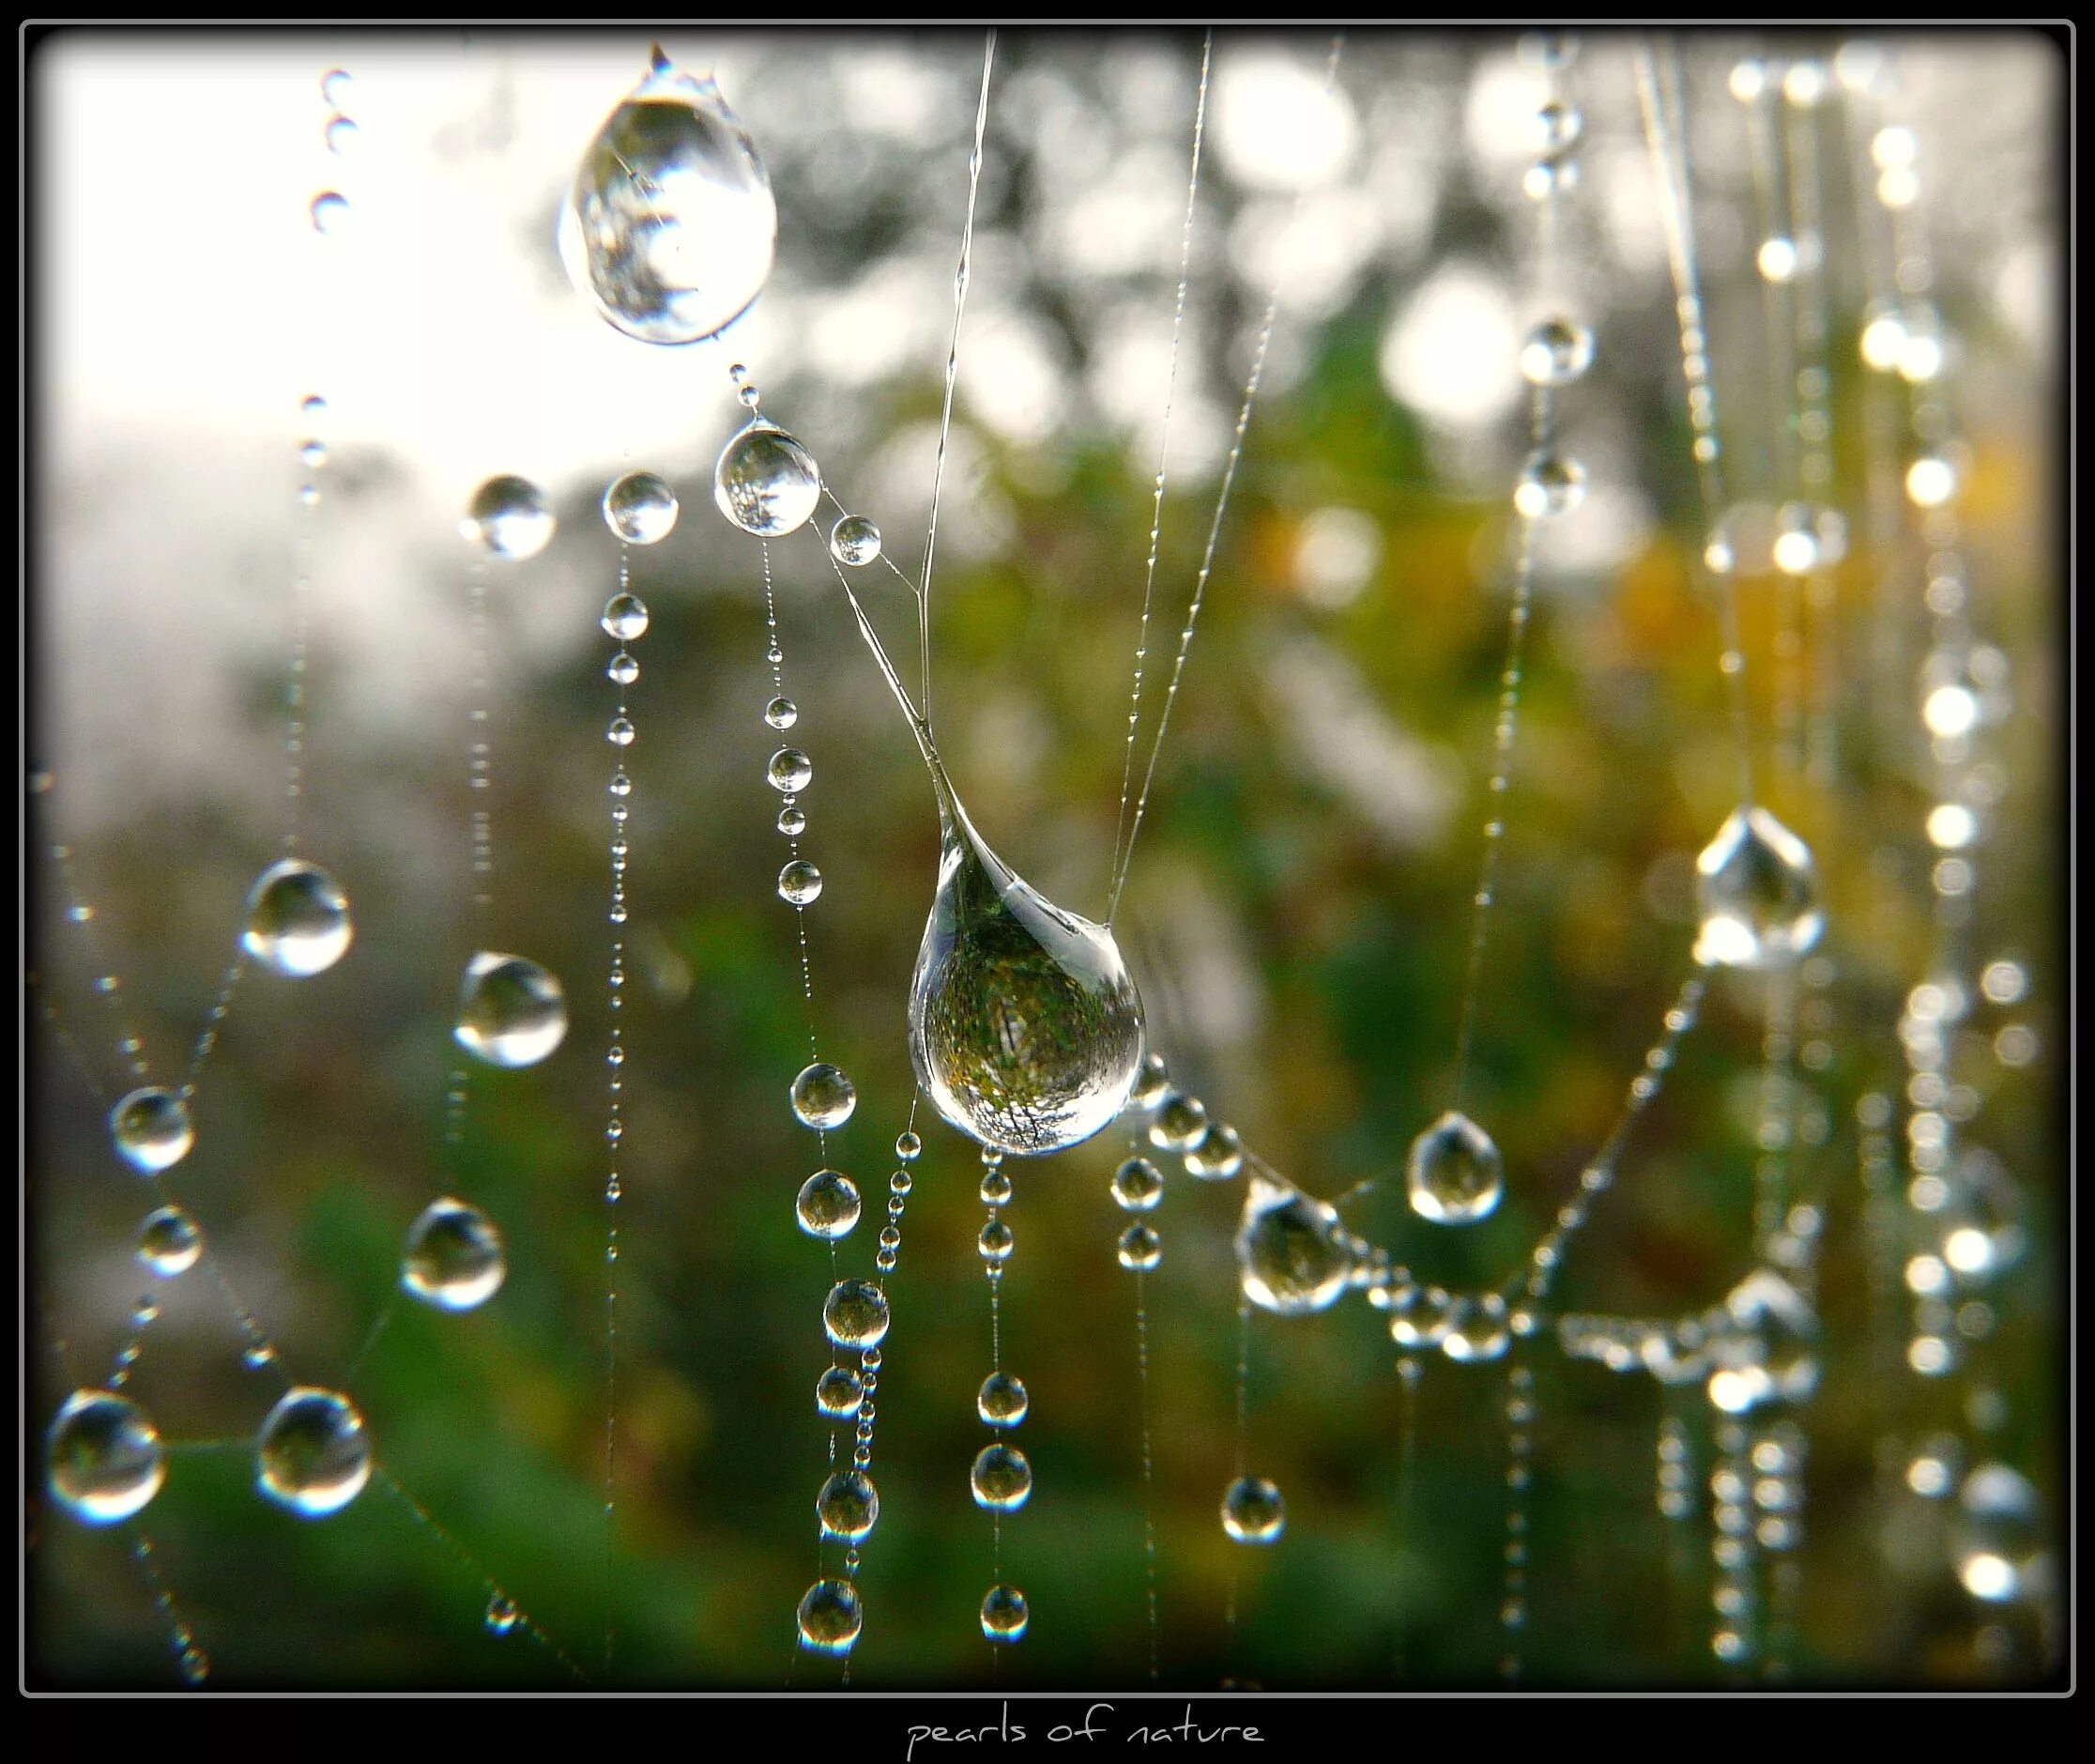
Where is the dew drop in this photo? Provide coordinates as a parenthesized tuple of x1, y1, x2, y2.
(971, 1443, 1033, 1512)
(110, 1088, 195, 1174)
(816, 1365, 866, 1419)
(607, 716, 636, 747)
(1520, 316, 1595, 388)
(977, 1371, 1029, 1428)
(795, 1170, 861, 1240)
(608, 770, 634, 798)
(895, 1131, 922, 1162)
(484, 1594, 521, 1635)
(1236, 1174, 1353, 1316)
(778, 859, 824, 906)
(1148, 1091, 1209, 1153)
(255, 1387, 372, 1517)
(979, 1167, 1013, 1205)
(324, 115, 358, 156)
(796, 1578, 863, 1654)
(1221, 1475, 1286, 1544)
(830, 514, 882, 566)
(454, 952, 568, 1066)
(402, 1197, 507, 1311)
(1406, 1111, 1505, 1225)
(791, 1061, 856, 1129)
(978, 1218, 1016, 1263)
(137, 1204, 203, 1278)
(1184, 1122, 1244, 1180)
(178, 1646, 209, 1684)
(1127, 1052, 1170, 1112)
(602, 470, 679, 545)
(46, 1390, 164, 1525)
(1514, 450, 1585, 520)
(1111, 1157, 1164, 1213)
(1954, 1465, 2049, 1603)
(242, 858, 354, 976)
(822, 1278, 890, 1349)
(300, 438, 328, 469)
(768, 748, 813, 792)
(777, 805, 807, 836)
(462, 476, 555, 561)
(1694, 808, 1824, 970)
(601, 592, 650, 640)
(714, 420, 821, 536)
(817, 1468, 879, 1542)
(1534, 101, 1583, 154)
(1442, 1292, 1513, 1362)
(764, 696, 799, 729)
(1117, 1222, 1163, 1272)
(607, 651, 640, 685)
(980, 1584, 1030, 1643)
(309, 191, 348, 234)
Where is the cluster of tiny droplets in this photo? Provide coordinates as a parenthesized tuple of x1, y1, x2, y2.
(1751, 1419, 1807, 1679)
(132, 1535, 208, 1686)
(974, 1146, 1030, 1647)
(1498, 1363, 1536, 1678)
(1708, 1419, 1758, 1669)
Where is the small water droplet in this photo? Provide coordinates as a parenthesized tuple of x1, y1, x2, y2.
(402, 1197, 507, 1311)
(791, 1061, 856, 1129)
(484, 1594, 521, 1635)
(1236, 1173, 1353, 1316)
(601, 592, 650, 640)
(816, 1365, 866, 1419)
(325, 114, 358, 156)
(136, 1205, 203, 1278)
(971, 1443, 1033, 1512)
(795, 1578, 863, 1654)
(110, 1088, 194, 1174)
(830, 514, 882, 566)
(1519, 316, 1595, 388)
(607, 716, 636, 747)
(255, 1387, 372, 1517)
(1221, 1475, 1286, 1544)
(1111, 1157, 1164, 1213)
(462, 476, 555, 560)
(895, 1131, 922, 1163)
(309, 191, 349, 235)
(1148, 1092, 1208, 1153)
(980, 1584, 1030, 1643)
(817, 1468, 879, 1541)
(822, 1278, 890, 1349)
(977, 1371, 1029, 1427)
(768, 748, 813, 793)
(1116, 1222, 1162, 1272)
(796, 1170, 861, 1240)
(602, 470, 679, 545)
(1407, 1112, 1505, 1225)
(454, 952, 568, 1066)
(1184, 1122, 1244, 1180)
(608, 650, 640, 685)
(45, 1390, 164, 1525)
(1514, 451, 1585, 521)
(242, 858, 354, 977)
(1694, 808, 1824, 970)
(777, 805, 806, 836)
(714, 420, 821, 537)
(764, 696, 799, 729)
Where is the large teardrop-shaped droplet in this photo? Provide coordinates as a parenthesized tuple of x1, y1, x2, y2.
(1405, 1111, 1505, 1224)
(559, 48, 776, 345)
(1694, 807, 1824, 970)
(242, 858, 354, 977)
(1235, 1173, 1353, 1317)
(908, 742, 1144, 1157)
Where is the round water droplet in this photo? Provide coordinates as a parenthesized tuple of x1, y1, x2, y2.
(255, 1387, 371, 1517)
(608, 770, 634, 798)
(402, 1197, 507, 1311)
(242, 858, 354, 976)
(1184, 1122, 1244, 1181)
(309, 191, 348, 234)
(110, 1088, 194, 1173)
(1407, 1111, 1505, 1225)
(895, 1131, 922, 1162)
(1771, 502, 1820, 575)
(817, 1365, 866, 1419)
(1522, 152, 1578, 201)
(454, 953, 567, 1067)
(971, 1444, 1033, 1512)
(1954, 1465, 2049, 1603)
(300, 438, 328, 469)
(179, 1645, 209, 1684)
(607, 650, 640, 686)
(325, 115, 358, 156)
(1236, 1174, 1353, 1317)
(1442, 1292, 1513, 1362)
(1127, 1052, 1170, 1112)
(978, 1218, 1016, 1263)
(1221, 1475, 1286, 1544)
(603, 470, 679, 545)
(137, 1204, 203, 1277)
(777, 805, 806, 836)
(830, 514, 881, 567)
(796, 1577, 863, 1654)
(1117, 1222, 1162, 1272)
(714, 420, 821, 536)
(1148, 1091, 1208, 1154)
(319, 69, 351, 104)
(460, 475, 554, 560)
(1519, 316, 1595, 388)
(778, 859, 823, 906)
(791, 1061, 856, 1129)
(484, 1594, 521, 1635)
(763, 697, 800, 731)
(1534, 101, 1583, 153)
(768, 748, 813, 793)
(1694, 808, 1824, 970)
(817, 1468, 879, 1541)
(601, 592, 650, 640)
(1858, 297, 1908, 373)
(796, 1170, 861, 1240)
(1111, 1157, 1164, 1213)
(977, 1371, 1029, 1428)
(981, 1584, 1030, 1643)
(822, 1278, 890, 1349)
(560, 51, 777, 345)
(979, 1168, 1013, 1206)
(46, 1390, 164, 1524)
(1513, 450, 1585, 520)
(607, 716, 636, 747)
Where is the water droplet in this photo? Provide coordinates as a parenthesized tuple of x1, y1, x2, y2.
(608, 770, 634, 798)
(484, 1594, 521, 1635)
(1221, 1475, 1286, 1544)
(979, 1168, 1013, 1206)
(402, 1197, 507, 1311)
(757, 695, 802, 732)
(1513, 450, 1585, 520)
(46, 1390, 164, 1524)
(817, 1468, 879, 1541)
(817, 1365, 866, 1419)
(137, 1205, 203, 1277)
(1906, 454, 1960, 510)
(1184, 1123, 1244, 1180)
(603, 470, 679, 545)
(608, 650, 640, 685)
(178, 1645, 209, 1684)
(830, 514, 882, 566)
(977, 1372, 1029, 1428)
(796, 1578, 863, 1654)
(978, 1218, 1016, 1263)
(242, 858, 354, 977)
(778, 859, 824, 906)
(971, 1444, 1033, 1512)
(601, 592, 650, 640)
(110, 1088, 195, 1173)
(1148, 1091, 1208, 1153)
(1534, 101, 1583, 154)
(1859, 297, 1908, 373)
(981, 1584, 1030, 1643)
(255, 1387, 372, 1517)
(796, 1170, 861, 1240)
(895, 1131, 922, 1162)
(1406, 1112, 1505, 1224)
(1127, 1052, 1170, 1112)
(1757, 236, 1799, 282)
(300, 393, 328, 419)
(560, 52, 776, 345)
(791, 1061, 856, 1129)
(1694, 808, 1824, 970)
(455, 952, 568, 1066)
(607, 715, 637, 747)
(1954, 1465, 2049, 1603)
(1771, 502, 1820, 575)
(1117, 1223, 1162, 1272)
(1520, 316, 1595, 387)
(309, 191, 348, 234)
(462, 476, 555, 560)
(1442, 1292, 1513, 1362)
(1111, 1157, 1164, 1213)
(1236, 1174, 1353, 1316)
(777, 805, 807, 836)
(324, 115, 358, 156)
(714, 420, 821, 536)
(242, 1342, 278, 1371)
(300, 438, 328, 469)
(822, 1278, 890, 1349)
(319, 69, 351, 104)
(768, 748, 813, 792)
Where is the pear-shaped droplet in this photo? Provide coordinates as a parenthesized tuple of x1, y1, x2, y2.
(1406, 1111, 1505, 1224)
(1235, 1174, 1353, 1316)
(560, 50, 776, 345)
(830, 514, 881, 566)
(455, 953, 568, 1066)
(603, 470, 679, 545)
(714, 420, 821, 536)
(137, 1204, 203, 1277)
(791, 1061, 856, 1129)
(980, 1584, 1030, 1642)
(817, 1468, 879, 1541)
(243, 858, 354, 976)
(822, 1278, 890, 1349)
(1111, 1157, 1164, 1212)
(255, 1387, 372, 1517)
(46, 1390, 164, 1525)
(110, 1088, 194, 1173)
(816, 1365, 866, 1419)
(462, 476, 555, 560)
(1694, 808, 1824, 969)
(795, 1577, 863, 1654)
(796, 1170, 861, 1240)
(977, 1371, 1029, 1427)
(402, 1198, 506, 1311)
(971, 1443, 1033, 1512)
(778, 859, 823, 905)
(1220, 1475, 1286, 1544)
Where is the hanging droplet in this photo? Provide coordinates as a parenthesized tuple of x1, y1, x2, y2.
(979, 1167, 1013, 1206)
(1954, 1465, 2049, 1603)
(1694, 808, 1824, 970)
(46, 1390, 164, 1525)
(242, 858, 354, 976)
(1771, 502, 1820, 575)
(796, 1170, 861, 1240)
(607, 715, 637, 747)
(402, 1197, 507, 1311)
(764, 696, 799, 729)
(484, 1594, 521, 1635)
(455, 953, 569, 1066)
(462, 476, 555, 560)
(1406, 1111, 1505, 1225)
(325, 114, 358, 156)
(110, 1088, 194, 1174)
(1220, 1475, 1286, 1544)
(1522, 152, 1578, 201)
(830, 514, 882, 566)
(601, 591, 650, 640)
(817, 1365, 866, 1419)
(1858, 297, 1908, 373)
(608, 650, 640, 685)
(768, 748, 813, 793)
(1519, 316, 1595, 388)
(817, 1468, 879, 1542)
(1513, 451, 1585, 520)
(980, 1584, 1030, 1643)
(795, 1578, 863, 1654)
(1705, 1269, 1821, 1413)
(971, 1444, 1033, 1512)
(1183, 1123, 1244, 1181)
(713, 420, 821, 536)
(777, 805, 807, 836)
(791, 1061, 857, 1129)
(1111, 1157, 1164, 1213)
(608, 769, 634, 798)
(1534, 101, 1583, 154)
(1235, 1173, 1353, 1317)
(299, 438, 329, 469)
(1127, 1051, 1170, 1112)
(1148, 1091, 1208, 1154)
(255, 1387, 372, 1517)
(309, 191, 349, 234)
(1441, 1292, 1513, 1363)
(977, 1371, 1029, 1428)
(978, 1218, 1016, 1263)
(602, 470, 679, 545)
(895, 1130, 922, 1162)
(822, 1278, 890, 1349)
(137, 1204, 203, 1277)
(1905, 454, 1960, 510)
(1387, 1282, 1454, 1350)
(560, 49, 776, 345)
(778, 859, 824, 906)
(1756, 236, 1800, 283)
(1117, 1223, 1162, 1272)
